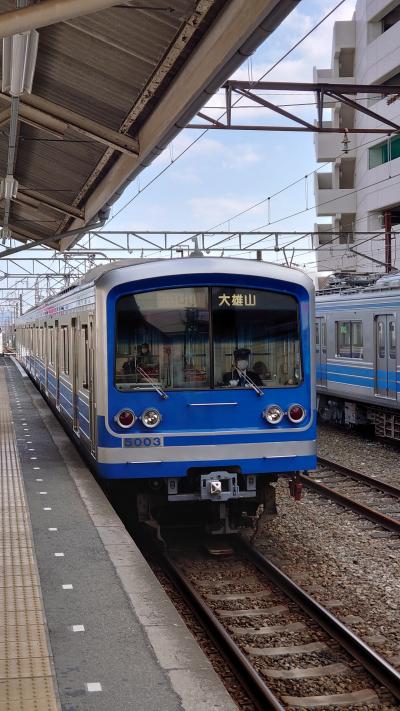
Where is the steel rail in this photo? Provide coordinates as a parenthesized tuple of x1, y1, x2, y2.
(238, 536, 400, 701)
(317, 456, 400, 498)
(158, 550, 285, 711)
(300, 469, 400, 534)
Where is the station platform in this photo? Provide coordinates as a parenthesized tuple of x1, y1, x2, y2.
(0, 356, 237, 711)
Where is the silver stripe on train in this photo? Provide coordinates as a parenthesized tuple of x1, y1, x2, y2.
(97, 440, 316, 464)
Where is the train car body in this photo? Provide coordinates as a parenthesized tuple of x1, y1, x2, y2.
(16, 257, 316, 532)
(316, 282, 400, 439)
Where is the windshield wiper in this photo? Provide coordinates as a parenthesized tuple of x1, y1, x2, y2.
(235, 368, 264, 397)
(136, 365, 168, 399)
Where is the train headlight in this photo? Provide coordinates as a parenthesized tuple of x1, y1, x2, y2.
(141, 408, 162, 429)
(262, 405, 284, 425)
(115, 409, 136, 428)
(287, 404, 306, 423)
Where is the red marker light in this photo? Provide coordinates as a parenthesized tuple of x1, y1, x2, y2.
(288, 404, 305, 423)
(116, 409, 136, 428)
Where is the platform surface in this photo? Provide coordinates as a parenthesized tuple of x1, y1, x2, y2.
(0, 357, 237, 711)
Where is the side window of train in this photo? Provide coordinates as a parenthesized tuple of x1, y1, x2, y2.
(81, 324, 89, 389)
(61, 325, 69, 374)
(48, 326, 54, 365)
(389, 320, 396, 359)
(315, 321, 320, 347)
(378, 321, 385, 358)
(351, 321, 363, 358)
(336, 320, 363, 358)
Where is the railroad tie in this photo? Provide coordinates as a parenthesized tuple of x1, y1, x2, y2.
(229, 621, 306, 635)
(245, 641, 327, 657)
(207, 590, 272, 601)
(264, 662, 348, 679)
(281, 689, 380, 708)
(217, 605, 288, 618)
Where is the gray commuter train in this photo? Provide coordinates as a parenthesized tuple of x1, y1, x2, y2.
(316, 276, 400, 440)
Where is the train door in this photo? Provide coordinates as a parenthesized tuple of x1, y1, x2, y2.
(33, 325, 37, 379)
(316, 316, 327, 386)
(88, 316, 96, 454)
(71, 318, 79, 431)
(44, 322, 48, 393)
(55, 320, 60, 407)
(375, 314, 396, 399)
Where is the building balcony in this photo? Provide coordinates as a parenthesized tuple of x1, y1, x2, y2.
(313, 67, 354, 84)
(314, 173, 356, 216)
(314, 246, 357, 274)
(365, 19, 400, 84)
(314, 123, 345, 161)
(332, 21, 355, 77)
(313, 224, 332, 249)
(332, 21, 355, 55)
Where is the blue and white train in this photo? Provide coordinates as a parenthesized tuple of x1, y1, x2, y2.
(16, 257, 316, 533)
(316, 278, 400, 440)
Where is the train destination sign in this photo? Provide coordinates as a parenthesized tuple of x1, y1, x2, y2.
(217, 293, 257, 307)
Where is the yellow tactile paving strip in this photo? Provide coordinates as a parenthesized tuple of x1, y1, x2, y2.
(0, 368, 59, 710)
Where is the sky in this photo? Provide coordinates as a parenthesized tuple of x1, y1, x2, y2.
(2, 0, 358, 311)
(101, 0, 357, 270)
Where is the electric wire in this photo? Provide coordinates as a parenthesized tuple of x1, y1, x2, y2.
(106, 0, 347, 225)
(156, 133, 390, 261)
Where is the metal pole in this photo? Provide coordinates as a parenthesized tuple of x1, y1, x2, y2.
(384, 211, 392, 273)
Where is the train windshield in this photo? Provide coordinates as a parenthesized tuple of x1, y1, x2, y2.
(115, 286, 301, 390)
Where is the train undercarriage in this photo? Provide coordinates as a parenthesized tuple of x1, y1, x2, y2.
(112, 469, 303, 537)
(318, 393, 400, 441)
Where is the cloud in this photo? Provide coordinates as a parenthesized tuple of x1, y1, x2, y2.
(153, 136, 262, 169)
(197, 0, 357, 127)
(109, 0, 358, 239)
(228, 1, 356, 84)
(170, 169, 201, 184)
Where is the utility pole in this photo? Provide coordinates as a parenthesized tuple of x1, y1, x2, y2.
(384, 211, 392, 273)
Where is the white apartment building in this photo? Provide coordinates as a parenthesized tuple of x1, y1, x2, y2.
(313, 0, 400, 275)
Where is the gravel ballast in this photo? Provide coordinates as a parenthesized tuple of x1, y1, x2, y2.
(254, 424, 400, 670)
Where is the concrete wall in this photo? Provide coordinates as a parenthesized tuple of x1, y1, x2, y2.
(313, 0, 400, 275)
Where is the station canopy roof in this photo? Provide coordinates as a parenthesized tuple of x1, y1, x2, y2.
(0, 0, 297, 252)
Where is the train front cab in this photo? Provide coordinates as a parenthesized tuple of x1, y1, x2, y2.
(95, 261, 316, 532)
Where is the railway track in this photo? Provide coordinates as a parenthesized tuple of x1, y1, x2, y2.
(300, 457, 400, 534)
(153, 534, 400, 710)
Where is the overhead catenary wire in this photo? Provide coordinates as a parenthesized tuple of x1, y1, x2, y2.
(153, 132, 390, 260)
(206, 127, 392, 235)
(106, 0, 347, 226)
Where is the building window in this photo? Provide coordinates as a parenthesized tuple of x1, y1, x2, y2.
(369, 135, 400, 168)
(339, 232, 354, 244)
(382, 3, 400, 32)
(336, 321, 363, 358)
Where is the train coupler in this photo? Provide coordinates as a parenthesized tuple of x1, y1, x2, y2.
(289, 474, 303, 501)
